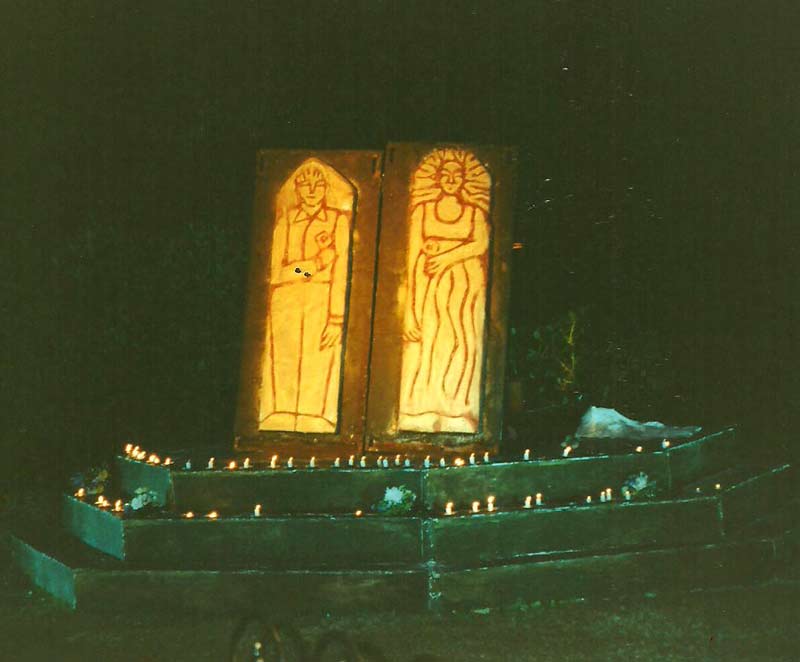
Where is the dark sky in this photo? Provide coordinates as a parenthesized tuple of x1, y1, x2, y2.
(3, 2, 798, 476)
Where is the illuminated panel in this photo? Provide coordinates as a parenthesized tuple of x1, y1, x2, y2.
(258, 158, 354, 433)
(398, 149, 492, 433)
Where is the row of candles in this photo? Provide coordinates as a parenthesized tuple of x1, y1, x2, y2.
(125, 442, 675, 469)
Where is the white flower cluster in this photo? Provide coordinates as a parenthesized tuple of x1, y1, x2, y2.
(130, 487, 159, 511)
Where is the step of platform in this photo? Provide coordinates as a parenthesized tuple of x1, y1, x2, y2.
(115, 428, 743, 514)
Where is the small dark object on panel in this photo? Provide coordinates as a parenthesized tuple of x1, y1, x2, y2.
(304, 272, 312, 278)
(295, 267, 302, 273)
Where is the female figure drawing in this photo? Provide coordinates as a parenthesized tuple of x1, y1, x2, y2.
(399, 149, 492, 434)
(259, 159, 353, 433)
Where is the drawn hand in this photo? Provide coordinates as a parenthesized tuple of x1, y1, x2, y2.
(424, 253, 452, 277)
(403, 322, 422, 343)
(320, 322, 343, 348)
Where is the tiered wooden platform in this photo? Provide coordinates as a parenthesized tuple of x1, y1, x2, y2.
(8, 428, 798, 616)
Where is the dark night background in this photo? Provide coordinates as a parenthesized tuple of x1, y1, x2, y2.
(3, 2, 798, 485)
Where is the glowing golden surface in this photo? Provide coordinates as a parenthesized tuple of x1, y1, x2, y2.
(258, 159, 353, 433)
(399, 149, 491, 433)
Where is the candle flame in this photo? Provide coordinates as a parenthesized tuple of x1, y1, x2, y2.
(635, 446, 643, 453)
(487, 495, 496, 512)
(355, 509, 363, 517)
(270, 455, 278, 469)
(243, 457, 251, 469)
(471, 501, 480, 513)
(445, 502, 454, 515)
(228, 461, 237, 470)
(163, 457, 172, 466)
(309, 456, 316, 468)
(254, 504, 262, 517)
(207, 457, 215, 469)
(75, 488, 85, 498)
(562, 445, 572, 457)
(454, 457, 464, 467)
(183, 511, 195, 518)
(114, 499, 123, 512)
(662, 439, 671, 449)
(524, 496, 532, 508)
(206, 511, 218, 519)
(124, 443, 133, 454)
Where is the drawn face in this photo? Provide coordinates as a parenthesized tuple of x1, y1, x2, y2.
(438, 161, 464, 195)
(295, 168, 327, 208)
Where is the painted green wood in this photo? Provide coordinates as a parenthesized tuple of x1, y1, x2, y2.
(63, 496, 126, 560)
(720, 464, 795, 533)
(73, 568, 428, 615)
(115, 457, 172, 505)
(169, 468, 423, 513)
(422, 452, 669, 511)
(667, 428, 744, 487)
(433, 539, 777, 609)
(430, 498, 722, 567)
(121, 515, 423, 569)
(8, 535, 78, 609)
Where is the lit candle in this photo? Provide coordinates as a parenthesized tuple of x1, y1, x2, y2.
(404, 458, 411, 467)
(586, 496, 592, 505)
(445, 501, 454, 516)
(309, 456, 316, 469)
(137, 451, 147, 460)
(354, 509, 363, 517)
(469, 453, 476, 466)
(132, 445, 140, 456)
(439, 458, 446, 468)
(207, 457, 215, 470)
(334, 457, 341, 468)
(124, 443, 133, 454)
(148, 454, 160, 464)
(454, 457, 465, 467)
(183, 511, 194, 519)
(471, 501, 480, 513)
(487, 495, 496, 512)
(600, 491, 607, 503)
(359, 456, 366, 468)
(254, 504, 262, 517)
(206, 511, 218, 520)
(606, 488, 612, 501)
(228, 460, 237, 470)
(483, 452, 490, 463)
(395, 454, 402, 467)
(696, 487, 702, 493)
(376, 456, 383, 468)
(382, 457, 389, 468)
(715, 483, 721, 490)
(184, 459, 192, 470)
(163, 457, 172, 466)
(114, 499, 123, 512)
(243, 457, 251, 469)
(662, 439, 671, 450)
(75, 488, 85, 498)
(562, 445, 572, 458)
(523, 449, 530, 461)
(424, 456, 431, 468)
(348, 455, 355, 467)
(635, 446, 643, 453)
(287, 457, 293, 469)
(536, 493, 543, 506)
(270, 455, 278, 469)
(524, 495, 532, 509)
(623, 488, 631, 501)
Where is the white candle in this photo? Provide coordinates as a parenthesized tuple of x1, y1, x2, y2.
(184, 459, 192, 470)
(483, 452, 490, 463)
(487, 496, 496, 512)
(404, 458, 411, 467)
(348, 455, 355, 467)
(471, 501, 480, 513)
(395, 454, 402, 466)
(206, 511, 218, 519)
(132, 445, 140, 456)
(715, 483, 721, 490)
(207, 457, 215, 470)
(562, 445, 572, 458)
(662, 439, 671, 449)
(354, 509, 363, 517)
(523, 449, 530, 461)
(623, 489, 631, 501)
(137, 451, 147, 460)
(334, 457, 341, 468)
(254, 504, 262, 517)
(359, 456, 366, 468)
(469, 453, 476, 466)
(424, 456, 431, 468)
(183, 511, 194, 519)
(376, 456, 383, 467)
(382, 457, 389, 468)
(124, 443, 133, 454)
(270, 455, 278, 469)
(287, 457, 293, 469)
(75, 488, 85, 498)
(600, 492, 607, 503)
(635, 446, 643, 453)
(114, 499, 123, 512)
(524, 495, 532, 509)
(243, 457, 251, 469)
(445, 502, 454, 516)
(586, 496, 592, 504)
(309, 456, 316, 469)
(228, 460, 237, 470)
(536, 493, 543, 506)
(148, 454, 160, 464)
(606, 488, 612, 501)
(439, 458, 446, 468)
(163, 457, 172, 466)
